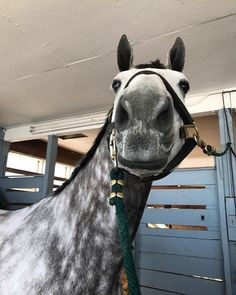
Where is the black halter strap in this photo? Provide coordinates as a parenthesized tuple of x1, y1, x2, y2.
(110, 70, 197, 182)
(124, 70, 193, 125)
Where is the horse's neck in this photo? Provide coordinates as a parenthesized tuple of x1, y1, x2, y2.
(123, 173, 152, 239)
(0, 133, 152, 295)
(46, 134, 151, 293)
(51, 136, 116, 249)
(52, 134, 152, 247)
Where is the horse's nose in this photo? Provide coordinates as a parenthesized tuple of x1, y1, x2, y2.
(115, 91, 173, 133)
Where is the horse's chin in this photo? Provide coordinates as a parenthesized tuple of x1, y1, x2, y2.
(117, 154, 169, 178)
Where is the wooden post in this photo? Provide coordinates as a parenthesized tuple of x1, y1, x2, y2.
(0, 128, 10, 177)
(216, 107, 236, 295)
(42, 135, 58, 197)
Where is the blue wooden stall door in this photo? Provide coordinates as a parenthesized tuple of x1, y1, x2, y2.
(136, 168, 225, 295)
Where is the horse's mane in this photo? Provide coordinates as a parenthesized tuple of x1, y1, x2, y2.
(135, 59, 166, 69)
(53, 111, 112, 196)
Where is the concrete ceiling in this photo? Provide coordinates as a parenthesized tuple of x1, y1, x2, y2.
(0, 0, 236, 129)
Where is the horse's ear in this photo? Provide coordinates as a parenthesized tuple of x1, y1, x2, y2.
(117, 35, 133, 71)
(167, 37, 185, 72)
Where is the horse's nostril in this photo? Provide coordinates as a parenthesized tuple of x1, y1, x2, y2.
(116, 103, 129, 130)
(156, 107, 172, 132)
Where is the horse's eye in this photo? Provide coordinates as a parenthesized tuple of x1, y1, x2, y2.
(179, 80, 190, 94)
(112, 79, 121, 92)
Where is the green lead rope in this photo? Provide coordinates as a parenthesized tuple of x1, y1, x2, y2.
(109, 168, 141, 295)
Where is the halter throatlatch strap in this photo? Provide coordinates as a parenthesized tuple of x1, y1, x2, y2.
(109, 168, 141, 295)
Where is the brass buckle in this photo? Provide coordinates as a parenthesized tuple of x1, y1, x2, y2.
(180, 123, 201, 146)
(109, 128, 118, 167)
(180, 123, 218, 156)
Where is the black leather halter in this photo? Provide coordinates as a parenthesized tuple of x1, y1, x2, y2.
(110, 70, 197, 182)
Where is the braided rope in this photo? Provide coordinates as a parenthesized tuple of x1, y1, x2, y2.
(109, 168, 141, 295)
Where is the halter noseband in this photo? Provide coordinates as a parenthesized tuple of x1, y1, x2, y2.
(109, 70, 198, 182)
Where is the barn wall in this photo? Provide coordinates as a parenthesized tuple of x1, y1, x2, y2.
(180, 114, 219, 168)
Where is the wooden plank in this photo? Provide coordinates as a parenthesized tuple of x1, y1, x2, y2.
(148, 188, 217, 206)
(6, 167, 67, 182)
(138, 224, 220, 240)
(142, 208, 219, 227)
(140, 287, 182, 295)
(139, 269, 225, 295)
(0, 176, 44, 189)
(3, 191, 42, 204)
(138, 252, 223, 279)
(153, 168, 216, 186)
(139, 235, 222, 259)
(151, 185, 206, 190)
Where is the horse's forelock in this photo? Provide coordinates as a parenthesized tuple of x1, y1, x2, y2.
(135, 59, 166, 70)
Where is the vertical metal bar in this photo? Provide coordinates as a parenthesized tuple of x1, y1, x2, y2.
(0, 128, 10, 177)
(217, 107, 236, 295)
(42, 135, 58, 197)
(216, 157, 233, 295)
(218, 108, 236, 197)
(0, 129, 4, 140)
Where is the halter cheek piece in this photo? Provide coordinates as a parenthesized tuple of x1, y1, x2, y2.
(108, 70, 212, 182)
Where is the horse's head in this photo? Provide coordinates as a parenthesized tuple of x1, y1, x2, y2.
(111, 35, 190, 178)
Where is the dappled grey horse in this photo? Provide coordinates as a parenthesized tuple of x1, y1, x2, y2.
(0, 35, 190, 294)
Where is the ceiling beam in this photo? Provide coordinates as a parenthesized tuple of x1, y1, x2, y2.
(10, 139, 83, 166)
